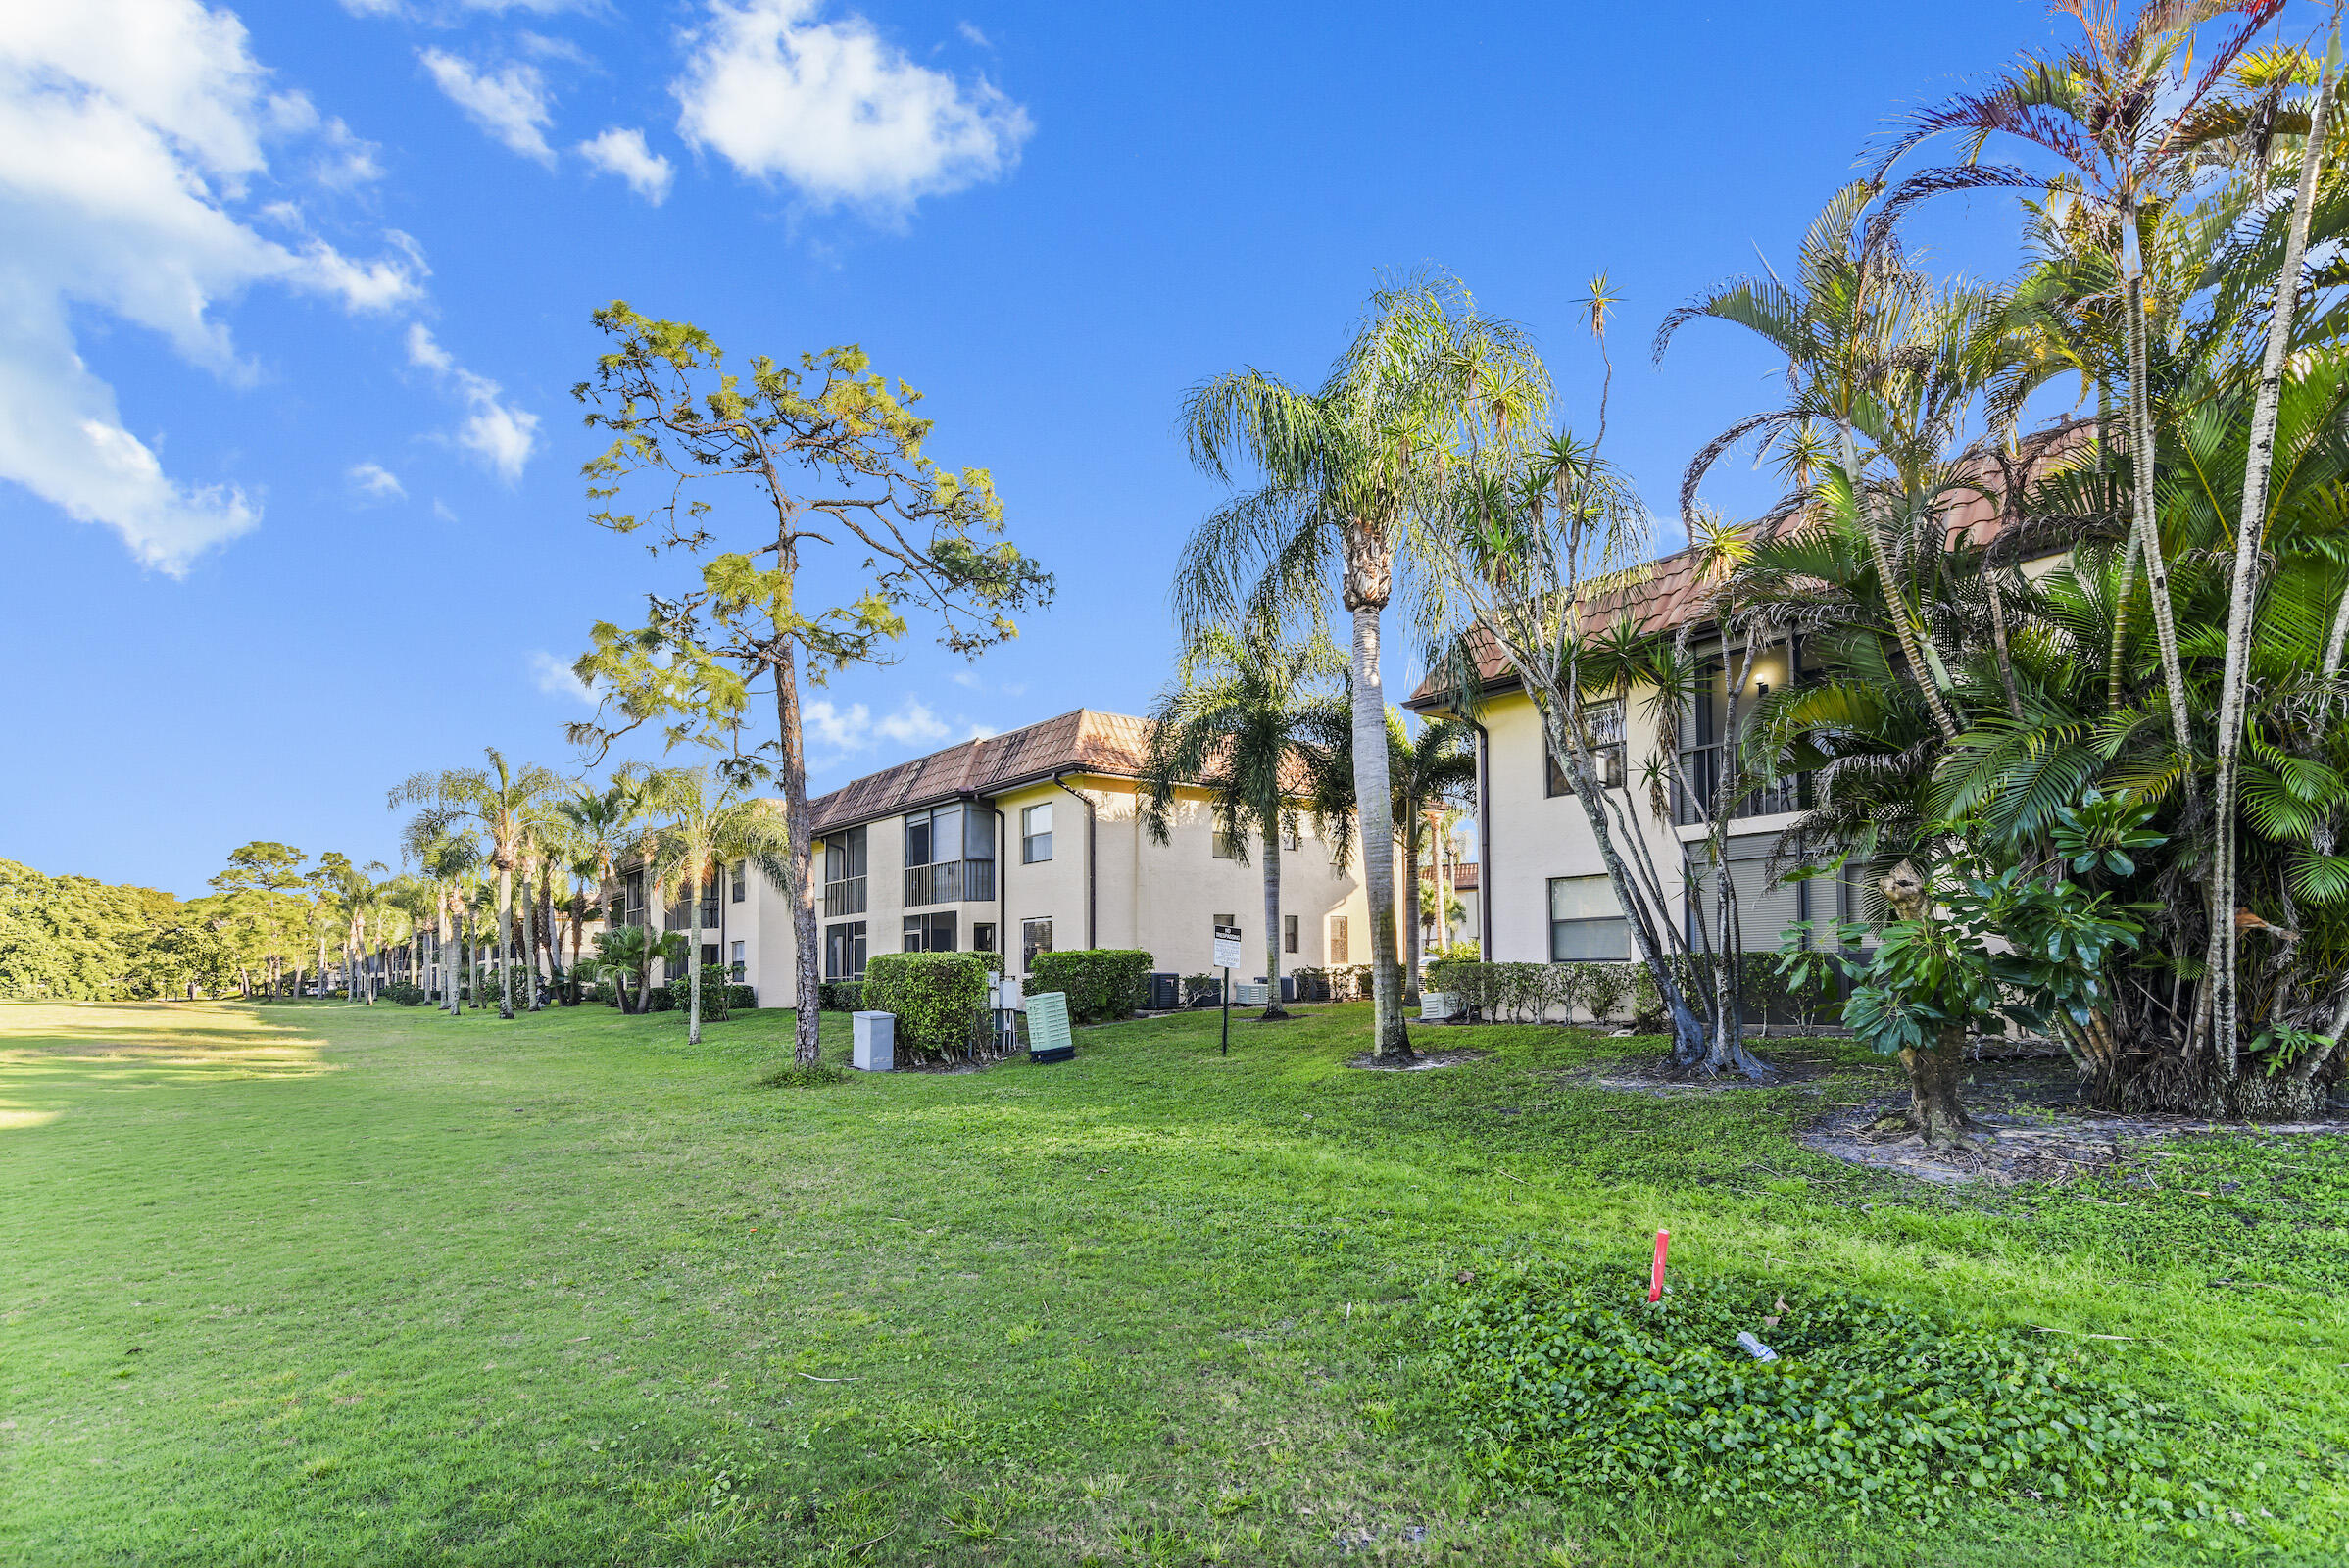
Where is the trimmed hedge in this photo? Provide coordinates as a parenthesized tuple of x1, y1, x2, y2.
(1025, 949, 1152, 1023)
(382, 983, 427, 1006)
(1420, 956, 1835, 1031)
(818, 980, 864, 1012)
(645, 982, 757, 1017)
(1290, 964, 1371, 1003)
(864, 952, 992, 1061)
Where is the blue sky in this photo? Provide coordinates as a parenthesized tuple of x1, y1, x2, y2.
(5, 0, 2102, 896)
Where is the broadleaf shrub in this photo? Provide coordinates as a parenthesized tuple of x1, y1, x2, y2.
(864, 952, 991, 1061)
(818, 980, 864, 1012)
(382, 983, 426, 1006)
(1025, 949, 1151, 1023)
(1428, 1256, 2171, 1517)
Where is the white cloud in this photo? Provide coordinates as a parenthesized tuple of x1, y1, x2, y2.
(348, 460, 404, 500)
(956, 21, 991, 48)
(0, 0, 423, 571)
(949, 668, 979, 688)
(804, 695, 953, 758)
(963, 721, 996, 741)
(577, 127, 673, 203)
(529, 649, 594, 705)
(432, 497, 458, 521)
(405, 323, 538, 480)
(673, 0, 1032, 212)
(341, 0, 594, 17)
(417, 49, 555, 164)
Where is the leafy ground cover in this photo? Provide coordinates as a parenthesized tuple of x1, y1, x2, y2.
(1, 999, 2342, 1565)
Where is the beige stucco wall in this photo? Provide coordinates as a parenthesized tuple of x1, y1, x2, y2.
(733, 770, 1376, 1003)
(1473, 663, 1806, 965)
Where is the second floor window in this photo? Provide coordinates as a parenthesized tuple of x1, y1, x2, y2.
(1328, 914, 1349, 964)
(1211, 831, 1237, 859)
(1545, 700, 1627, 796)
(1022, 803, 1052, 862)
(823, 826, 868, 916)
(730, 860, 746, 903)
(1284, 914, 1298, 954)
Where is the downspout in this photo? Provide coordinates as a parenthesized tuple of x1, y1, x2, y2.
(1468, 718, 1494, 959)
(997, 801, 1008, 970)
(1052, 770, 1098, 950)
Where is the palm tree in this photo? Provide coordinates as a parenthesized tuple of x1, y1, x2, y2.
(1175, 271, 1548, 1059)
(1866, 0, 2284, 771)
(390, 750, 565, 1021)
(646, 770, 792, 1045)
(408, 832, 479, 1013)
(1140, 626, 1350, 1021)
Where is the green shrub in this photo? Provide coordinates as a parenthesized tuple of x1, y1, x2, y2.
(382, 983, 427, 1007)
(818, 980, 864, 1012)
(756, 1056, 852, 1088)
(1579, 962, 1632, 1025)
(646, 985, 676, 1013)
(864, 952, 991, 1061)
(1628, 963, 1665, 1031)
(1026, 949, 1151, 1023)
(1430, 1256, 2171, 1517)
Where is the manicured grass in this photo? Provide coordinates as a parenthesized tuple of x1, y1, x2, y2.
(2, 998, 2342, 1566)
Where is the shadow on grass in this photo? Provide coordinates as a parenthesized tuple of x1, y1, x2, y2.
(0, 1000, 336, 1130)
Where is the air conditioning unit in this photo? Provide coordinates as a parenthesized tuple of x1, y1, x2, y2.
(1420, 991, 1457, 1022)
(1235, 983, 1270, 1006)
(1144, 972, 1180, 1010)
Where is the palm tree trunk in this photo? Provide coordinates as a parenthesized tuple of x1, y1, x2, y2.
(686, 871, 705, 1046)
(1401, 816, 1424, 1006)
(2120, 217, 2199, 778)
(1347, 600, 1411, 1060)
(520, 864, 542, 1013)
(2209, 39, 2334, 1082)
(1258, 820, 1288, 1020)
(495, 867, 515, 1020)
(1839, 423, 1959, 740)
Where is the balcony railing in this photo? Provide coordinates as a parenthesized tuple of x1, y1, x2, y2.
(903, 859, 996, 907)
(1674, 746, 1807, 826)
(823, 876, 867, 917)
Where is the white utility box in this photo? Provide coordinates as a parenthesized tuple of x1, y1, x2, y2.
(1234, 983, 1270, 1006)
(851, 1010, 895, 1072)
(1420, 992, 1454, 1021)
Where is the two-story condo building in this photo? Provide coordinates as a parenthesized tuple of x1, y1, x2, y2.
(708, 708, 1374, 1000)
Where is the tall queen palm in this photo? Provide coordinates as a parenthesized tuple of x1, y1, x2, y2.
(1174, 271, 1547, 1059)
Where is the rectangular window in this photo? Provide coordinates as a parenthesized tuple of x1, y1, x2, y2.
(1211, 831, 1237, 859)
(701, 943, 720, 969)
(730, 860, 746, 903)
(624, 870, 645, 927)
(823, 921, 867, 981)
(973, 921, 997, 955)
(1284, 914, 1298, 954)
(1545, 700, 1627, 796)
(903, 910, 956, 953)
(1020, 917, 1052, 971)
(904, 807, 997, 906)
(1282, 825, 1300, 852)
(1021, 802, 1053, 863)
(822, 826, 868, 916)
(1328, 915, 1349, 964)
(699, 889, 720, 929)
(1549, 874, 1630, 960)
(729, 939, 746, 980)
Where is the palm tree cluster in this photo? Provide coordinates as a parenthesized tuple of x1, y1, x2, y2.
(384, 750, 786, 1034)
(1172, 1, 2349, 1125)
(1664, 1, 2349, 1121)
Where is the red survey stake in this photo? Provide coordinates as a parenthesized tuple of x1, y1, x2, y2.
(1647, 1229, 1671, 1303)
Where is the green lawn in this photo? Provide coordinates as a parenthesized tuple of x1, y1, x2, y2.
(2, 998, 2342, 1566)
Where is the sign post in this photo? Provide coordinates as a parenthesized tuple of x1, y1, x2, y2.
(1211, 921, 1244, 1056)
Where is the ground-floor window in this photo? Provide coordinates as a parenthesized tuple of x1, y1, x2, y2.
(1020, 917, 1052, 971)
(973, 921, 997, 956)
(904, 911, 956, 953)
(824, 920, 867, 980)
(1328, 914, 1349, 964)
(1548, 874, 1629, 960)
(729, 939, 746, 980)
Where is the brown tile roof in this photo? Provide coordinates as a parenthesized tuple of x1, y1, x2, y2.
(808, 709, 1155, 835)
